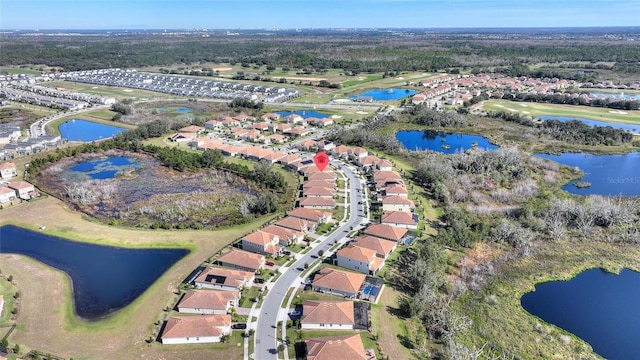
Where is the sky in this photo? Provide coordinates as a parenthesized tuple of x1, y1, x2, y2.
(1, 0, 639, 30)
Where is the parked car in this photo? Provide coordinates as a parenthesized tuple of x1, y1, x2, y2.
(232, 323, 247, 329)
(255, 278, 265, 284)
(265, 261, 275, 266)
(283, 250, 292, 255)
(290, 309, 301, 317)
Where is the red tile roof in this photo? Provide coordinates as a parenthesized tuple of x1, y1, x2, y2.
(381, 211, 417, 226)
(243, 231, 279, 246)
(194, 267, 254, 288)
(305, 334, 368, 360)
(351, 235, 397, 257)
(363, 223, 408, 242)
(162, 315, 231, 340)
(216, 249, 264, 271)
(299, 197, 337, 207)
(301, 300, 355, 325)
(311, 268, 366, 295)
(178, 289, 239, 311)
(288, 207, 329, 223)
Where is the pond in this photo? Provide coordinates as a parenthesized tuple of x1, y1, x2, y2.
(0, 225, 188, 320)
(275, 110, 329, 119)
(396, 130, 499, 154)
(521, 268, 640, 360)
(69, 156, 140, 180)
(535, 152, 640, 197)
(59, 119, 126, 142)
(351, 88, 417, 101)
(538, 116, 640, 133)
(155, 107, 192, 113)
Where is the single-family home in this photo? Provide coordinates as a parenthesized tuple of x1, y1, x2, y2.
(277, 154, 301, 167)
(0, 162, 17, 179)
(204, 119, 224, 131)
(288, 207, 332, 223)
(305, 334, 371, 360)
(241, 231, 280, 256)
(286, 113, 304, 124)
(351, 235, 397, 259)
(300, 300, 355, 330)
(303, 180, 336, 189)
(384, 185, 408, 198)
(275, 216, 317, 233)
(221, 117, 241, 127)
(261, 225, 304, 246)
(194, 267, 255, 291)
(308, 117, 334, 127)
(216, 249, 265, 273)
(284, 126, 310, 137)
(381, 195, 414, 212)
(375, 159, 393, 171)
(161, 315, 231, 344)
(177, 289, 240, 315)
(267, 123, 292, 133)
(381, 211, 418, 229)
(331, 145, 351, 159)
(7, 181, 36, 200)
(311, 268, 366, 298)
(358, 155, 380, 168)
(262, 150, 287, 163)
(0, 187, 17, 203)
(349, 147, 368, 160)
(363, 223, 408, 243)
(261, 113, 280, 122)
(303, 187, 336, 198)
(336, 244, 385, 275)
(307, 171, 337, 182)
(267, 134, 287, 144)
(299, 197, 337, 210)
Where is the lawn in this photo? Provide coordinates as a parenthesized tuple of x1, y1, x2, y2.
(331, 205, 346, 222)
(292, 288, 345, 304)
(481, 99, 640, 124)
(43, 81, 172, 100)
(239, 286, 262, 308)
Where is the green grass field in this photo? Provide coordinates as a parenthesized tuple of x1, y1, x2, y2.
(43, 81, 173, 100)
(481, 99, 640, 124)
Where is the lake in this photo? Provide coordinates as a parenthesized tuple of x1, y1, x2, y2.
(521, 268, 640, 360)
(0, 225, 188, 320)
(59, 119, 126, 142)
(535, 152, 640, 197)
(156, 107, 192, 113)
(538, 116, 640, 133)
(275, 110, 329, 119)
(69, 156, 139, 180)
(351, 88, 417, 101)
(396, 130, 499, 154)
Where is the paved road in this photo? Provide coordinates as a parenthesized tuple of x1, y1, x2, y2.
(253, 161, 367, 359)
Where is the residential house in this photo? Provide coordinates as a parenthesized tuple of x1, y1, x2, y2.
(275, 216, 317, 233)
(307, 171, 337, 182)
(384, 185, 408, 198)
(284, 126, 310, 137)
(204, 119, 224, 131)
(262, 150, 286, 163)
(300, 301, 355, 330)
(299, 197, 337, 210)
(277, 154, 301, 167)
(194, 267, 255, 291)
(0, 162, 17, 179)
(336, 244, 385, 275)
(7, 181, 36, 200)
(363, 223, 408, 243)
(261, 113, 280, 122)
(261, 225, 304, 246)
(307, 117, 334, 127)
(375, 159, 393, 171)
(331, 145, 351, 159)
(177, 289, 240, 315)
(305, 334, 372, 360)
(267, 134, 287, 144)
(381, 211, 418, 229)
(358, 155, 380, 168)
(267, 123, 291, 133)
(251, 122, 269, 131)
(303, 180, 336, 190)
(286, 113, 304, 124)
(303, 187, 336, 198)
(288, 207, 332, 223)
(351, 235, 397, 259)
(216, 249, 265, 273)
(221, 117, 241, 127)
(381, 195, 414, 212)
(349, 147, 368, 160)
(0, 187, 17, 203)
(241, 231, 280, 257)
(311, 268, 366, 298)
(161, 315, 231, 344)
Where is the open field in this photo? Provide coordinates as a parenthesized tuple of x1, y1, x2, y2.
(0, 196, 276, 360)
(481, 99, 640, 124)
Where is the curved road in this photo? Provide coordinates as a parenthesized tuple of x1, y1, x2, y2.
(253, 160, 367, 359)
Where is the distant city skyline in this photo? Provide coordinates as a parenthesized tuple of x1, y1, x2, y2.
(1, 0, 639, 30)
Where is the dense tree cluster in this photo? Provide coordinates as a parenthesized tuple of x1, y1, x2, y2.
(403, 106, 468, 128)
(325, 115, 402, 153)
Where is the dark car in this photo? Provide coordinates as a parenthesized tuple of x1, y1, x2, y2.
(232, 323, 247, 329)
(265, 261, 275, 266)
